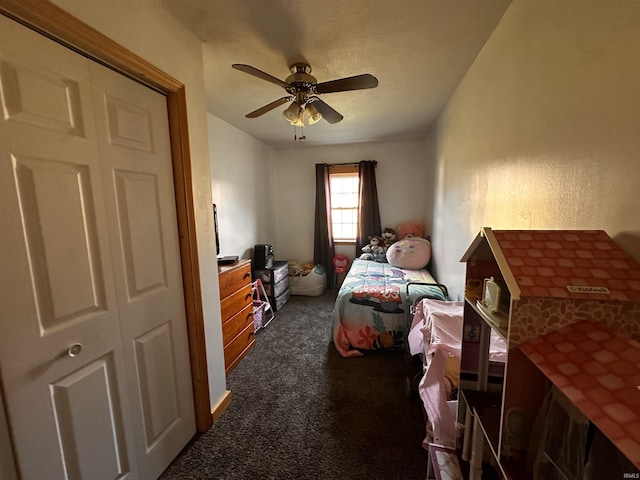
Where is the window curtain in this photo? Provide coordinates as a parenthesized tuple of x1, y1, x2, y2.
(356, 160, 381, 254)
(313, 163, 336, 288)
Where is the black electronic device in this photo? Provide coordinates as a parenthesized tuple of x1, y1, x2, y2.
(217, 255, 238, 265)
(213, 204, 220, 255)
(214, 204, 239, 265)
(254, 244, 274, 269)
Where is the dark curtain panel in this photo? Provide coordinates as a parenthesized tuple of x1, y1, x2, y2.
(314, 163, 336, 287)
(356, 160, 381, 254)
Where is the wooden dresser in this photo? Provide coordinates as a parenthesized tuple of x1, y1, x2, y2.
(218, 259, 255, 374)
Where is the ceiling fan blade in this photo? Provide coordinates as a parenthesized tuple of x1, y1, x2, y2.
(246, 97, 292, 118)
(232, 64, 290, 88)
(310, 98, 343, 124)
(314, 74, 378, 94)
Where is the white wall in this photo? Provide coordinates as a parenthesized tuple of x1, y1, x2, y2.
(272, 138, 435, 263)
(49, 0, 228, 409)
(208, 114, 276, 259)
(431, 0, 640, 300)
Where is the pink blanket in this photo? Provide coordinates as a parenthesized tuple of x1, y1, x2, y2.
(409, 299, 506, 447)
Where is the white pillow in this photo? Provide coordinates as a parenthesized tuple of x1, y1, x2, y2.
(386, 237, 431, 269)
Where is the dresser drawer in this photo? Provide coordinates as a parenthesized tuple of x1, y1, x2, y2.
(219, 262, 252, 299)
(220, 283, 253, 322)
(223, 322, 255, 373)
(221, 303, 253, 348)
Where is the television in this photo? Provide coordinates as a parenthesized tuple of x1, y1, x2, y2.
(213, 203, 220, 255)
(213, 204, 238, 264)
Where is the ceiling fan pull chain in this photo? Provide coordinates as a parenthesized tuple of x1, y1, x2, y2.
(293, 125, 306, 142)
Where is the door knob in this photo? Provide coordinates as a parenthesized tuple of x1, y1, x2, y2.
(67, 343, 83, 357)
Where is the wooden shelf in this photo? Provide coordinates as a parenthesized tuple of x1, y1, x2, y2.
(462, 389, 533, 480)
(461, 389, 502, 454)
(502, 458, 533, 480)
(465, 297, 508, 341)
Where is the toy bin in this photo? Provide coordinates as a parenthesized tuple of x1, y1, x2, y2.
(289, 264, 327, 296)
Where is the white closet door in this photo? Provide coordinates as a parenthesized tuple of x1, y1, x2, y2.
(0, 14, 139, 480)
(88, 61, 195, 480)
(0, 14, 195, 480)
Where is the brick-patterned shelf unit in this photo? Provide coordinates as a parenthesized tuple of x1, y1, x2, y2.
(459, 228, 640, 479)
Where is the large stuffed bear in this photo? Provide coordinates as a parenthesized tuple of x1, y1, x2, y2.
(396, 222, 426, 240)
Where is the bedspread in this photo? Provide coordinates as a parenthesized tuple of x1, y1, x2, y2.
(331, 259, 447, 357)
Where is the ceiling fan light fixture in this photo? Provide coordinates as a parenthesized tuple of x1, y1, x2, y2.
(234, 62, 378, 130)
(283, 102, 300, 122)
(305, 104, 322, 125)
(290, 116, 305, 127)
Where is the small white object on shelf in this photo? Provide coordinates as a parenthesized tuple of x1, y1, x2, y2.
(475, 299, 508, 331)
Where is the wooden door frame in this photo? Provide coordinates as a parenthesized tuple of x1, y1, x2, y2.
(0, 0, 213, 433)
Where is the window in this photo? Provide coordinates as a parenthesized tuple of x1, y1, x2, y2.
(329, 166, 359, 242)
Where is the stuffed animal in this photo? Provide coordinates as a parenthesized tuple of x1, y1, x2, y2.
(386, 236, 432, 269)
(381, 227, 397, 249)
(359, 235, 385, 260)
(396, 222, 426, 240)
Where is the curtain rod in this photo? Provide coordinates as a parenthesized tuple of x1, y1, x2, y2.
(328, 160, 377, 167)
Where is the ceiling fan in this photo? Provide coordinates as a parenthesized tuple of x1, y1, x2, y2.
(232, 63, 378, 127)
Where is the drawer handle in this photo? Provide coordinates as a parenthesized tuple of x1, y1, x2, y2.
(243, 272, 251, 278)
(245, 292, 252, 300)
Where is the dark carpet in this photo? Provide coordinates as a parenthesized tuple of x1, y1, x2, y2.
(160, 291, 428, 480)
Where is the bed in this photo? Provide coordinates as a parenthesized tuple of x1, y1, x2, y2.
(331, 259, 448, 357)
(408, 298, 507, 448)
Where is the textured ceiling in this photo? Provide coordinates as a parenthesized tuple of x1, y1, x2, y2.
(161, 0, 512, 148)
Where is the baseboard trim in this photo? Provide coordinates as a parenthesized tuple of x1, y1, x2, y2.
(210, 390, 232, 423)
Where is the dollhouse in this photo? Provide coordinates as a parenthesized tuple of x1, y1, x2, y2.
(459, 228, 640, 479)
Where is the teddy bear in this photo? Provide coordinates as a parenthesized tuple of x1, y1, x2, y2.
(381, 227, 396, 249)
(359, 235, 385, 260)
(396, 222, 426, 240)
